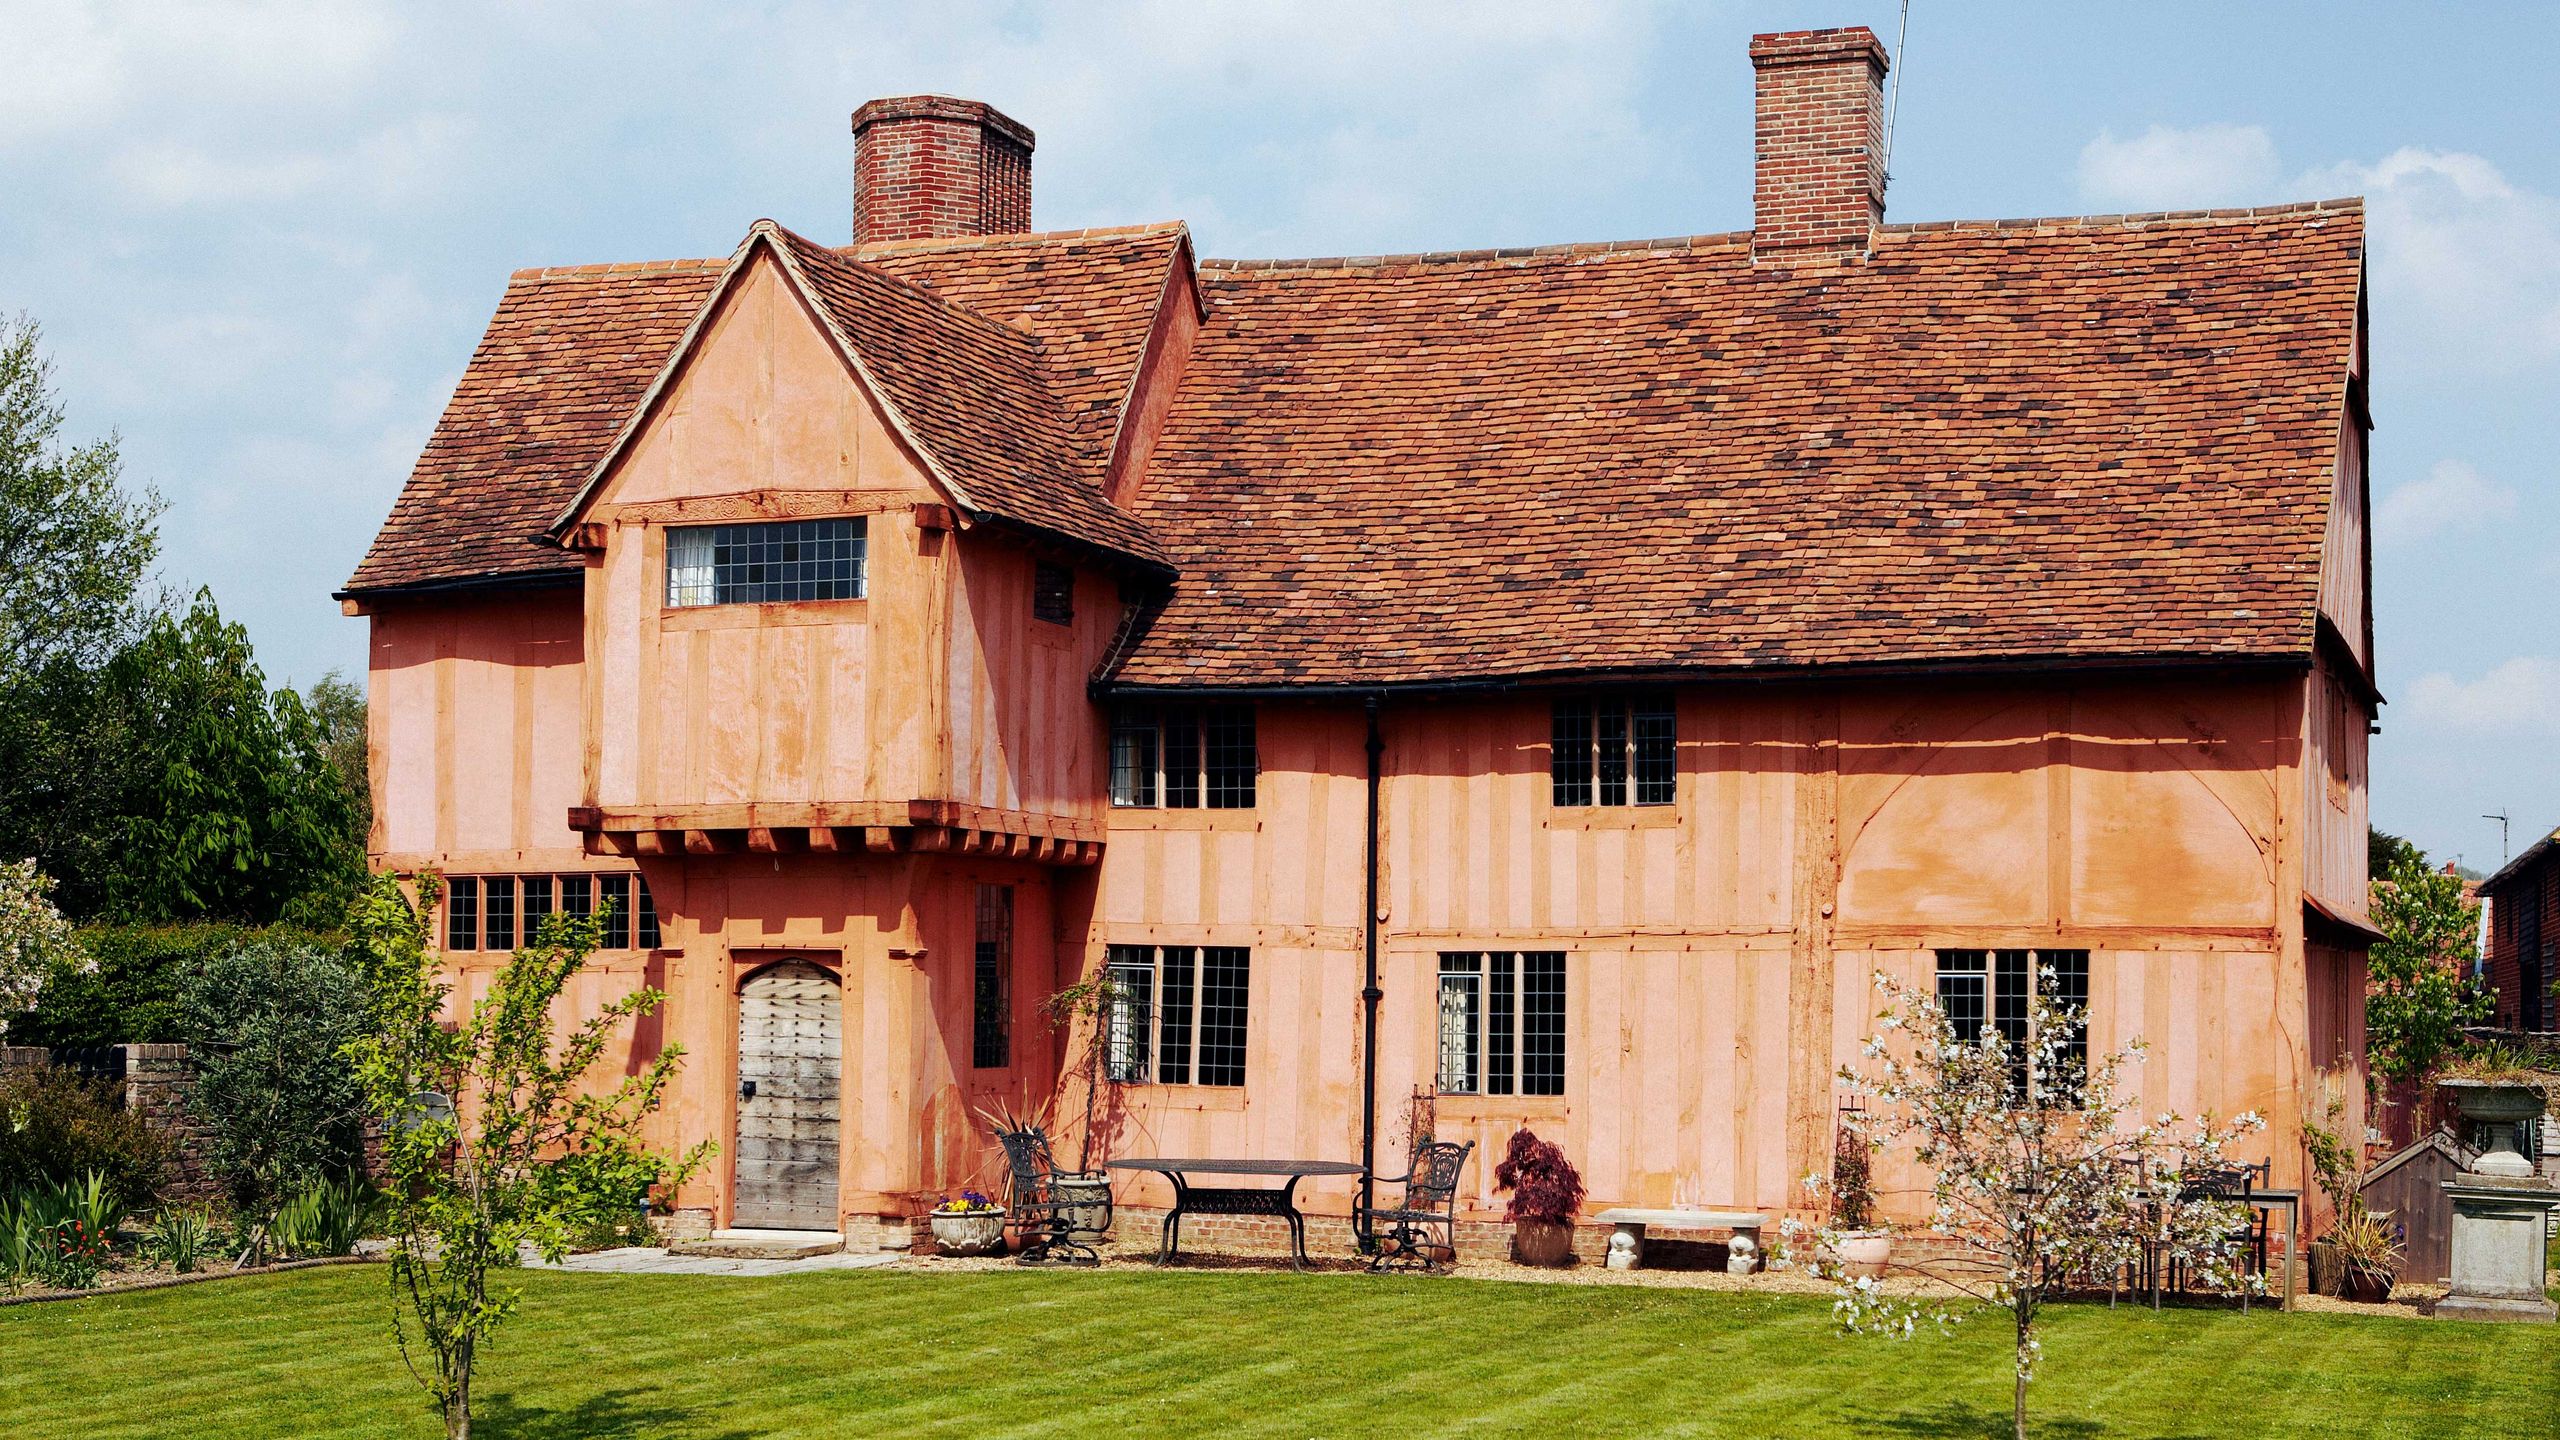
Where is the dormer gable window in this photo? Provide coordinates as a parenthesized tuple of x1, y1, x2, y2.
(665, 518, 866, 607)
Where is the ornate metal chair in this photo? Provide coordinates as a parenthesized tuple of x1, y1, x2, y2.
(2167, 1158, 2271, 1305)
(996, 1124, 1108, 1266)
(1355, 1139, 1474, 1274)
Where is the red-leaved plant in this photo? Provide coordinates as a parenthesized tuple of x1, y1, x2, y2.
(1492, 1128, 1584, 1225)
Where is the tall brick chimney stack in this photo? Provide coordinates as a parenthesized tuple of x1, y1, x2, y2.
(850, 96, 1034, 246)
(1749, 28, 1889, 263)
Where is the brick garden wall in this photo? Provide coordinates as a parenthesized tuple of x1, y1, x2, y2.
(0, 1042, 222, 1202)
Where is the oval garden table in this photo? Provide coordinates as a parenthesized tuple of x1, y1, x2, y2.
(1103, 1157, 1367, 1269)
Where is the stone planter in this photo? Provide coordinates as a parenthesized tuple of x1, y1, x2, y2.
(1053, 1175, 1113, 1246)
(1512, 1217, 1575, 1267)
(930, 1208, 1008, 1257)
(1835, 1232, 1892, 1280)
(2441, 1079, 2547, 1178)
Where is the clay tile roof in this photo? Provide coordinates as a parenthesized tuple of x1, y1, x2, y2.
(768, 225, 1165, 564)
(344, 259, 725, 594)
(1111, 202, 2366, 689)
(850, 224, 1187, 455)
(347, 225, 1180, 595)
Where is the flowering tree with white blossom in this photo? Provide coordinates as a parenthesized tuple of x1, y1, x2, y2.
(1789, 969, 2266, 1440)
(0, 858, 81, 1035)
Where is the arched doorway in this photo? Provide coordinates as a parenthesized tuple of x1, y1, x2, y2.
(734, 959, 842, 1230)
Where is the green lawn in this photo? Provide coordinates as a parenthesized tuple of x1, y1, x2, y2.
(8, 1266, 2557, 1439)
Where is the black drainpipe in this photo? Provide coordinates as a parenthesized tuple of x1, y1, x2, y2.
(1357, 693, 1386, 1243)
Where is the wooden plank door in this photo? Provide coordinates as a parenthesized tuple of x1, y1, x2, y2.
(734, 960, 842, 1230)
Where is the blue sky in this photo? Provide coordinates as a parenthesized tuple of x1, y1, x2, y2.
(3, 1, 2554, 870)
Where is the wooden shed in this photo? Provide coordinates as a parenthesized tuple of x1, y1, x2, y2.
(2360, 1133, 2460, 1285)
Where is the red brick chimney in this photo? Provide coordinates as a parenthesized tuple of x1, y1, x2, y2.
(1749, 27, 1889, 263)
(850, 96, 1034, 246)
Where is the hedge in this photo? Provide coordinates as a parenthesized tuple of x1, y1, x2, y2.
(10, 924, 342, 1047)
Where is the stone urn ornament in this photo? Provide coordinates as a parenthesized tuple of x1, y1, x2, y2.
(2436, 1077, 2558, 1323)
(2442, 1079, 2546, 1177)
(929, 1193, 1008, 1257)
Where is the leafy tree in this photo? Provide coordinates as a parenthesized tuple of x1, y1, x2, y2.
(344, 874, 704, 1440)
(306, 669, 372, 847)
(0, 313, 162, 680)
(0, 858, 80, 1037)
(2368, 826, 2424, 881)
(2367, 853, 2490, 1085)
(54, 592, 365, 924)
(181, 937, 369, 1229)
(1797, 971, 2264, 1440)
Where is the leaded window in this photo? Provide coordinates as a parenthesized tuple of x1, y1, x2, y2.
(1935, 948, 2090, 1105)
(483, 876, 516, 951)
(445, 877, 478, 951)
(1438, 951, 1567, 1097)
(1552, 696, 1675, 807)
(664, 518, 865, 607)
(974, 886, 1013, 1069)
(1111, 704, 1256, 809)
(444, 873, 659, 953)
(1032, 561, 1074, 624)
(523, 875, 554, 940)
(1103, 944, 1249, 1087)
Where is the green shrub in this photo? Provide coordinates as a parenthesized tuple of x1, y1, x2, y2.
(182, 938, 368, 1216)
(140, 1204, 219, 1272)
(270, 1173, 374, 1258)
(12, 922, 339, 1047)
(0, 1064, 168, 1204)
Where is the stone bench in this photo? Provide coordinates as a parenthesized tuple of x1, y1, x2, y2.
(1592, 1208, 1770, 1275)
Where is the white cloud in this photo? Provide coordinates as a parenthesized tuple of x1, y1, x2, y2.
(0, 0, 395, 145)
(2373, 459, 2521, 548)
(2076, 124, 2279, 210)
(2404, 658, 2560, 737)
(2298, 147, 2560, 373)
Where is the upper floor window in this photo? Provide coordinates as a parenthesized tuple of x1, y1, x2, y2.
(1552, 695, 1674, 807)
(665, 518, 865, 608)
(1111, 704, 1255, 809)
(1437, 951, 1567, 1097)
(1032, 561, 1074, 625)
(1935, 948, 2088, 1104)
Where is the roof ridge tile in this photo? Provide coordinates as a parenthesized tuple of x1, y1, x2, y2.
(840, 221, 1188, 258)
(506, 257, 728, 282)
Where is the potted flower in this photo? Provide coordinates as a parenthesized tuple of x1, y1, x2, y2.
(928, 1191, 1007, 1257)
(2327, 1210, 2403, 1302)
(1828, 1122, 1891, 1279)
(1495, 1129, 1584, 1267)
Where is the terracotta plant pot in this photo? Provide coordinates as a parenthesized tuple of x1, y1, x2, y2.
(2340, 1262, 2395, 1303)
(930, 1208, 1008, 1257)
(1835, 1232, 1892, 1280)
(1512, 1217, 1575, 1267)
